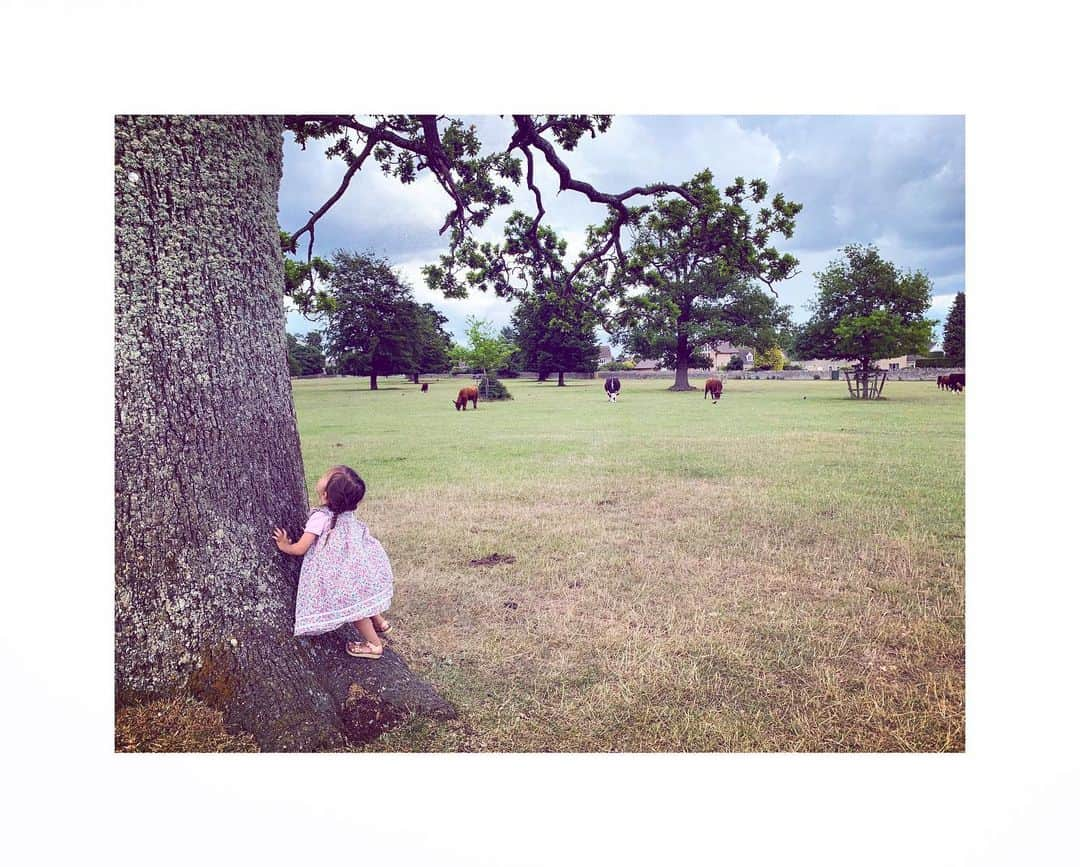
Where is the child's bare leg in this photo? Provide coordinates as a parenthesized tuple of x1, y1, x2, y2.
(346, 617, 382, 655)
(372, 612, 390, 632)
(355, 617, 381, 647)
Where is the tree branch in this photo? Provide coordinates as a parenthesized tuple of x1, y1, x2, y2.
(285, 129, 380, 253)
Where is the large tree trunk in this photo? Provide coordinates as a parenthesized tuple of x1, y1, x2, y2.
(370, 371, 378, 390)
(115, 115, 453, 751)
(669, 320, 695, 391)
(557, 371, 565, 386)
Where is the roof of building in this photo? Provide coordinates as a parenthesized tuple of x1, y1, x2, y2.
(710, 341, 754, 356)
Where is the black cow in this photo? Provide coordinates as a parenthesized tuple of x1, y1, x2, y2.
(944, 373, 965, 392)
(604, 376, 621, 403)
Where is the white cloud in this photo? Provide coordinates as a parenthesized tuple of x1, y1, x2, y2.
(278, 116, 964, 334)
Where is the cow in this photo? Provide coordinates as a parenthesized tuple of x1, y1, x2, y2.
(937, 375, 947, 390)
(420, 382, 429, 393)
(453, 385, 479, 410)
(704, 378, 723, 402)
(604, 376, 621, 403)
(944, 373, 965, 392)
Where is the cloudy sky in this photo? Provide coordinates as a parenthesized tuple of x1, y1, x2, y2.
(277, 115, 964, 346)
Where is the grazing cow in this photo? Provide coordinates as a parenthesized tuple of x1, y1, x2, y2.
(453, 385, 479, 410)
(937, 375, 947, 390)
(420, 382, 429, 393)
(945, 373, 965, 392)
(704, 378, 723, 402)
(604, 376, 621, 403)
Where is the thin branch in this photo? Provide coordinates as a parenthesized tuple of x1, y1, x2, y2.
(285, 133, 379, 251)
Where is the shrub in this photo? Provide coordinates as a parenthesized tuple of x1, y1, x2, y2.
(477, 375, 513, 400)
(725, 356, 744, 371)
(760, 345, 785, 371)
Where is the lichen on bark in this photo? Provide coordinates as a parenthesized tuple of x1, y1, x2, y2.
(115, 115, 453, 750)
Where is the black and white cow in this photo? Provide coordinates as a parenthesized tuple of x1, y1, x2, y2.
(604, 376, 621, 403)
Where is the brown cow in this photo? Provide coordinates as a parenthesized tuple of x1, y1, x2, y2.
(937, 375, 947, 390)
(420, 382, 429, 393)
(453, 386, 479, 410)
(704, 378, 723, 402)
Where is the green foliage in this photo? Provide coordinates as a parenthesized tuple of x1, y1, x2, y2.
(280, 230, 335, 317)
(759, 345, 785, 371)
(915, 357, 961, 368)
(476, 375, 513, 400)
(725, 354, 745, 371)
(449, 316, 517, 377)
(410, 303, 454, 375)
(323, 251, 452, 385)
(285, 332, 302, 376)
(511, 289, 599, 380)
(498, 325, 525, 374)
(285, 331, 325, 376)
(614, 170, 799, 378)
(795, 245, 935, 370)
(943, 292, 965, 365)
(283, 115, 624, 304)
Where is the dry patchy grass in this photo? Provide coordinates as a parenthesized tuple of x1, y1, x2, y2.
(115, 695, 258, 752)
(122, 377, 963, 752)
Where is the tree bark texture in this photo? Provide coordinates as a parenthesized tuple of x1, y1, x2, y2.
(115, 116, 453, 750)
(669, 318, 695, 391)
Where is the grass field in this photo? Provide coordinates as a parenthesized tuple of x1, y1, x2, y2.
(300, 374, 964, 752)
(116, 374, 964, 752)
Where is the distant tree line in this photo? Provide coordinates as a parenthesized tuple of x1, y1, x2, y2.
(283, 250, 454, 388)
(286, 331, 326, 376)
(285, 181, 955, 393)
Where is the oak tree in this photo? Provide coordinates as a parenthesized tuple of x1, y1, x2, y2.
(116, 114, 701, 750)
(323, 251, 438, 390)
(612, 170, 800, 390)
(795, 244, 935, 373)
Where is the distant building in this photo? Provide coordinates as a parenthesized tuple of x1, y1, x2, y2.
(705, 341, 754, 369)
(800, 355, 917, 371)
(632, 358, 663, 370)
(595, 345, 614, 365)
(877, 354, 918, 371)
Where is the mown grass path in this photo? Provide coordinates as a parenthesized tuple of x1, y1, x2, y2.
(293, 376, 964, 751)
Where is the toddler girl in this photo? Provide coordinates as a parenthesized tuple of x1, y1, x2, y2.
(273, 465, 393, 659)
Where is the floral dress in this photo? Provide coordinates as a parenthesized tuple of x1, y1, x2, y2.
(293, 507, 394, 637)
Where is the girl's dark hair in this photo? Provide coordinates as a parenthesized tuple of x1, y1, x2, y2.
(322, 465, 366, 545)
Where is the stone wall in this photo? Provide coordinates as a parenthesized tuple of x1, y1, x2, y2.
(343, 368, 969, 385)
(511, 368, 967, 382)
(724, 367, 965, 382)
